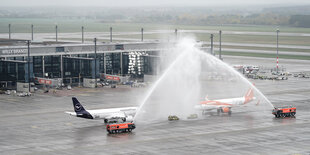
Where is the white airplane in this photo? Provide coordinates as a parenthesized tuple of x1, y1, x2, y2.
(65, 97, 137, 123)
(195, 88, 255, 115)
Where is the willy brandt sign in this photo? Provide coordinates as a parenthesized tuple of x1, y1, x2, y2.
(1, 49, 27, 55)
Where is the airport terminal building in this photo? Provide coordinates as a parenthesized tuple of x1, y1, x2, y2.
(0, 42, 168, 89)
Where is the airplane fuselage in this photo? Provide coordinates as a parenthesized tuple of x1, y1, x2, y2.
(87, 107, 137, 119)
(195, 97, 244, 110)
(195, 87, 255, 113)
(66, 97, 138, 121)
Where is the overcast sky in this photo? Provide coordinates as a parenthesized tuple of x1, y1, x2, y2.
(1, 0, 310, 7)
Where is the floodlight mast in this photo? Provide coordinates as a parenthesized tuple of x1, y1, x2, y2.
(276, 29, 280, 73)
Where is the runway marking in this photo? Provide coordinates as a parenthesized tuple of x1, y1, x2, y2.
(31, 125, 38, 129)
(6, 98, 19, 102)
(79, 94, 91, 96)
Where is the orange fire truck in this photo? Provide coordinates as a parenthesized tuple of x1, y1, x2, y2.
(106, 122, 136, 134)
(272, 106, 296, 118)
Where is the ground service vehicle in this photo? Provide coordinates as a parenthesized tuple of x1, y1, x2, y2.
(106, 122, 135, 134)
(272, 106, 296, 118)
(187, 114, 198, 119)
(168, 115, 179, 121)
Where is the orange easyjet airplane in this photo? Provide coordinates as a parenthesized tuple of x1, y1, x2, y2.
(195, 88, 255, 115)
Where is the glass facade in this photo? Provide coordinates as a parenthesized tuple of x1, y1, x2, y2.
(63, 57, 92, 83)
(98, 54, 105, 73)
(0, 61, 27, 83)
(33, 56, 43, 77)
(122, 53, 129, 76)
(124, 51, 159, 78)
(44, 56, 60, 78)
(105, 53, 120, 75)
(143, 56, 153, 75)
(17, 63, 26, 81)
(0, 50, 159, 86)
(88, 53, 105, 74)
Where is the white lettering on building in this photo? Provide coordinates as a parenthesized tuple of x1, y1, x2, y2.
(2, 49, 27, 55)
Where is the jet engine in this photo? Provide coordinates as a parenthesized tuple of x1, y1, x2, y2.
(122, 115, 134, 122)
(221, 107, 231, 113)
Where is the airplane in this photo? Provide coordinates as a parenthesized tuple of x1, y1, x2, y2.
(65, 97, 138, 123)
(194, 87, 255, 115)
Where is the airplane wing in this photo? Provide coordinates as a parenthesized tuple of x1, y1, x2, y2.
(65, 111, 77, 116)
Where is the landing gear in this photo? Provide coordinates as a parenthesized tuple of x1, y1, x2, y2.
(274, 112, 295, 118)
(202, 110, 208, 115)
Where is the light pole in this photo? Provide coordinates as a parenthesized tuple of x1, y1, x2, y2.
(27, 40, 31, 92)
(79, 58, 82, 88)
(31, 24, 34, 41)
(141, 28, 144, 42)
(110, 27, 112, 42)
(8, 24, 11, 39)
(210, 34, 214, 55)
(219, 30, 222, 60)
(55, 25, 58, 42)
(94, 38, 97, 88)
(276, 29, 280, 73)
(82, 26, 84, 43)
(79, 73, 81, 87)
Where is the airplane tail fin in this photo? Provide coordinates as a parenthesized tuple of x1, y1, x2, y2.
(244, 88, 254, 104)
(71, 97, 93, 119)
(72, 97, 87, 113)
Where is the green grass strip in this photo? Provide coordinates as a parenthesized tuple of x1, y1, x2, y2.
(216, 51, 310, 60)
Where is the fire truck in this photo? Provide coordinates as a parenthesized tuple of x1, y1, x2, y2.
(272, 106, 296, 118)
(106, 122, 136, 134)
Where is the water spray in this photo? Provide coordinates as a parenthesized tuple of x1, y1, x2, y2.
(133, 37, 274, 123)
(133, 38, 196, 122)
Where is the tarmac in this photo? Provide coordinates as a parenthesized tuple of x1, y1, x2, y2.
(0, 56, 310, 155)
